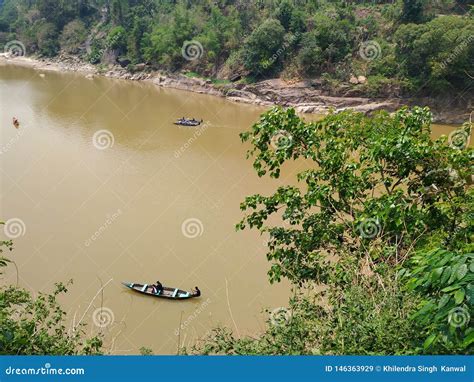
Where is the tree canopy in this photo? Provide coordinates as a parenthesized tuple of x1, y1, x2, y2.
(197, 106, 473, 355)
(0, 0, 472, 96)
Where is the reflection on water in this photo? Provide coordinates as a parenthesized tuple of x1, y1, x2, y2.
(0, 64, 461, 354)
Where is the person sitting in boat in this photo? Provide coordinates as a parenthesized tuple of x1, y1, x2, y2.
(152, 281, 163, 294)
(192, 286, 201, 297)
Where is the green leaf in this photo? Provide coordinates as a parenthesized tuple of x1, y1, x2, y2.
(462, 331, 474, 348)
(454, 288, 465, 304)
(437, 294, 451, 309)
(430, 267, 443, 283)
(456, 264, 468, 281)
(441, 285, 461, 292)
(440, 267, 452, 285)
(423, 333, 437, 349)
(448, 264, 459, 284)
(435, 251, 454, 267)
(466, 284, 474, 304)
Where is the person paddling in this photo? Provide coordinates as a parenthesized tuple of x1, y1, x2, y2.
(152, 280, 163, 294)
(192, 286, 201, 297)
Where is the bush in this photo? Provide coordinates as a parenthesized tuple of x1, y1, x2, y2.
(242, 19, 286, 77)
(0, 236, 103, 355)
(394, 16, 474, 92)
(107, 26, 127, 52)
(213, 106, 473, 356)
(404, 246, 474, 353)
(0, 281, 103, 355)
(36, 22, 59, 57)
(59, 20, 87, 54)
(194, 271, 425, 355)
(297, 13, 354, 76)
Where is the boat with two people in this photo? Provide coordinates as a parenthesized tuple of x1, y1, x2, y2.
(122, 281, 201, 300)
(174, 117, 203, 127)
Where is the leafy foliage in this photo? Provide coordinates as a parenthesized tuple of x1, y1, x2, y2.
(394, 16, 474, 92)
(242, 19, 286, 76)
(60, 20, 87, 54)
(239, 106, 472, 285)
(0, 232, 103, 355)
(0, 282, 103, 355)
(194, 106, 473, 355)
(195, 273, 426, 355)
(405, 247, 473, 352)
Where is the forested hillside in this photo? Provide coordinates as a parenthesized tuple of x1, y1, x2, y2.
(0, 0, 473, 99)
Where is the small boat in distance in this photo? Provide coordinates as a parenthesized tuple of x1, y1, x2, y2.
(121, 282, 199, 300)
(174, 117, 203, 127)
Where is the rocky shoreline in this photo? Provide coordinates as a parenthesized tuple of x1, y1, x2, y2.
(0, 54, 470, 124)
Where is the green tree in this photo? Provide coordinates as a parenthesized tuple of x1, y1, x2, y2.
(242, 19, 286, 76)
(238, 106, 472, 285)
(297, 13, 353, 75)
(196, 107, 473, 355)
(395, 16, 474, 91)
(297, 33, 324, 76)
(400, 0, 427, 23)
(144, 3, 194, 68)
(36, 22, 59, 57)
(275, 0, 294, 31)
(107, 25, 127, 52)
(60, 20, 87, 54)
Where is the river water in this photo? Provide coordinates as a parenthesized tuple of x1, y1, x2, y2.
(0, 64, 460, 354)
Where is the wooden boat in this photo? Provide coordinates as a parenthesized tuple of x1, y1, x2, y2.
(121, 282, 197, 300)
(174, 118, 202, 127)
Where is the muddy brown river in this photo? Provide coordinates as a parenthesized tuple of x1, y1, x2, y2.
(0, 64, 461, 354)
